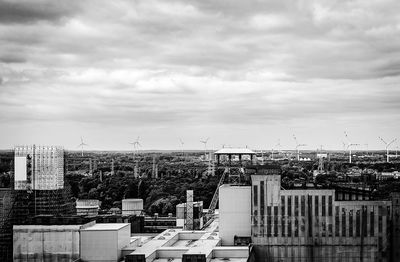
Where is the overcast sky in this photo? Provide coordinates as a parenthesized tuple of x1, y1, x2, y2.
(1, 0, 400, 151)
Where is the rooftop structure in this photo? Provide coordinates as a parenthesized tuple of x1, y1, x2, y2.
(125, 229, 248, 262)
(214, 148, 256, 165)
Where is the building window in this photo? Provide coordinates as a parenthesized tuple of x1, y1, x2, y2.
(356, 210, 361, 237)
(378, 206, 383, 233)
(315, 196, 319, 216)
(335, 206, 340, 237)
(342, 208, 346, 237)
(260, 181, 265, 207)
(322, 196, 326, 217)
(301, 196, 305, 216)
(253, 185, 258, 207)
(288, 196, 292, 216)
(295, 196, 299, 217)
(328, 196, 333, 216)
(370, 210, 375, 237)
(349, 210, 353, 237)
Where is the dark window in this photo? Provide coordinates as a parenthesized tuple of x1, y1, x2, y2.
(322, 196, 326, 216)
(267, 206, 272, 237)
(253, 185, 258, 207)
(281, 196, 285, 216)
(342, 208, 346, 237)
(315, 196, 319, 216)
(356, 210, 361, 237)
(308, 195, 313, 237)
(335, 206, 340, 237)
(295, 218, 299, 237)
(378, 206, 383, 233)
(328, 196, 333, 216)
(288, 219, 292, 237)
(260, 182, 265, 207)
(288, 196, 292, 216)
(274, 208, 278, 237)
(301, 196, 305, 216)
(295, 196, 299, 216)
(370, 210, 375, 236)
(260, 181, 264, 223)
(349, 210, 353, 237)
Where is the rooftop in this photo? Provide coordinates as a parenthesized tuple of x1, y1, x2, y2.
(214, 148, 256, 155)
(82, 223, 129, 231)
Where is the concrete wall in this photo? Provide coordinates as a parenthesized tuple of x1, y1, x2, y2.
(81, 229, 117, 261)
(80, 224, 131, 262)
(13, 225, 81, 262)
(219, 185, 251, 245)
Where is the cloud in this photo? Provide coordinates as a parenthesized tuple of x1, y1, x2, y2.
(0, 0, 400, 149)
(0, 0, 80, 24)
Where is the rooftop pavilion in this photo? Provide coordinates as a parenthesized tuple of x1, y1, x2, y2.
(214, 148, 256, 165)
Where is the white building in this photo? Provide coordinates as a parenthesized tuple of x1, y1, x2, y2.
(14, 145, 64, 190)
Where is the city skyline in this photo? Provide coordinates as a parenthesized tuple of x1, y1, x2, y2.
(1, 0, 400, 150)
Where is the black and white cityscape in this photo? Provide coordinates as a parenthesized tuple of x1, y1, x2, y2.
(1, 1, 400, 262)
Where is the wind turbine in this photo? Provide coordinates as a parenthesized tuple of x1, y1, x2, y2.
(344, 131, 359, 163)
(271, 139, 281, 161)
(378, 137, 397, 163)
(200, 137, 210, 160)
(78, 137, 88, 157)
(293, 135, 306, 161)
(179, 138, 185, 157)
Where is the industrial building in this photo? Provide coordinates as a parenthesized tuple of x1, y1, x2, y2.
(76, 199, 100, 216)
(14, 145, 64, 190)
(13, 222, 131, 262)
(122, 199, 144, 216)
(219, 165, 400, 261)
(176, 201, 204, 230)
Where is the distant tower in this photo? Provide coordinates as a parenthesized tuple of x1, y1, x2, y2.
(111, 159, 115, 176)
(184, 190, 194, 230)
(89, 158, 93, 175)
(152, 156, 157, 179)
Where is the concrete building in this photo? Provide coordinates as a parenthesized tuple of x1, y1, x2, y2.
(80, 223, 131, 262)
(14, 145, 64, 190)
(76, 199, 100, 216)
(13, 222, 95, 261)
(176, 201, 203, 229)
(13, 222, 131, 262)
(122, 199, 144, 216)
(219, 185, 251, 245)
(219, 166, 399, 262)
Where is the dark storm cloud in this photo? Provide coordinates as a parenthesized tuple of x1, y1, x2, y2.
(0, 0, 80, 24)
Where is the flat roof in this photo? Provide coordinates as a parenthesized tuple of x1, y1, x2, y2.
(214, 148, 256, 155)
(82, 223, 129, 231)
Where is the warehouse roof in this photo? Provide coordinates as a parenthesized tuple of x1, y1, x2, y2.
(214, 148, 256, 155)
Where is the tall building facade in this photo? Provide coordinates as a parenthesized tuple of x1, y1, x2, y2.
(14, 145, 64, 190)
(251, 172, 391, 261)
(219, 166, 398, 262)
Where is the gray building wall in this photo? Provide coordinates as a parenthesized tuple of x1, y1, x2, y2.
(251, 174, 392, 262)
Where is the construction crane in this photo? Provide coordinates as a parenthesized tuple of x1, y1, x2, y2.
(344, 131, 359, 163)
(293, 135, 306, 161)
(77, 137, 88, 157)
(202, 168, 229, 228)
(379, 137, 397, 163)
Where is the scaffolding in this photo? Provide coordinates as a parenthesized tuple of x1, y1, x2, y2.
(184, 190, 194, 230)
